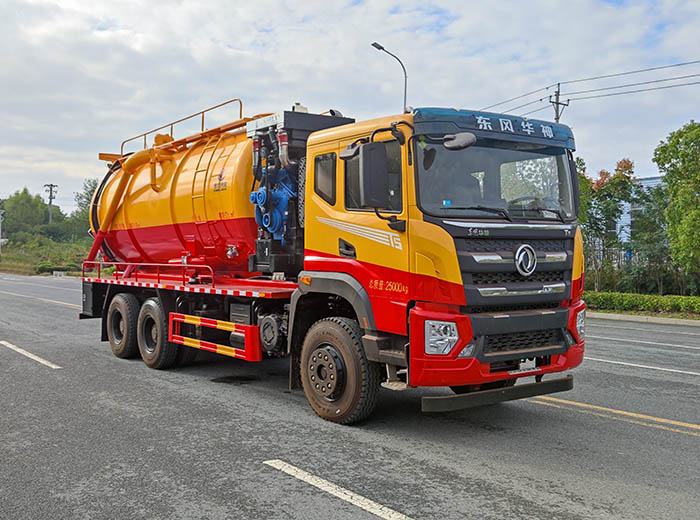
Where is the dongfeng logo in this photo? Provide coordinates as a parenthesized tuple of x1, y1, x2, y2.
(515, 244, 537, 276)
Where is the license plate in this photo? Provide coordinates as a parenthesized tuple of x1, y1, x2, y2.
(508, 358, 541, 376)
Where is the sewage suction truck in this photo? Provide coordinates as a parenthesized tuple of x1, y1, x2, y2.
(80, 98, 585, 423)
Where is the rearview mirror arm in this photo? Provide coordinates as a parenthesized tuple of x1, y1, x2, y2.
(374, 208, 406, 232)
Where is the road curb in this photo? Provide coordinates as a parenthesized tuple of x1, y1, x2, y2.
(588, 311, 700, 328)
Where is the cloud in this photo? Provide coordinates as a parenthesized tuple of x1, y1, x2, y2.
(1, 0, 698, 211)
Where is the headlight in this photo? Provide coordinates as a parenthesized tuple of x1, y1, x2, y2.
(576, 309, 585, 340)
(425, 320, 459, 355)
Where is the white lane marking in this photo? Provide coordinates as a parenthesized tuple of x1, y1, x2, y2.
(0, 340, 62, 369)
(585, 356, 700, 376)
(263, 459, 413, 520)
(587, 335, 700, 351)
(0, 279, 81, 292)
(0, 289, 81, 309)
(589, 322, 700, 337)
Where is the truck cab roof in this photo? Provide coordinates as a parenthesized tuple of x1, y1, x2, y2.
(307, 107, 575, 151)
(413, 107, 575, 150)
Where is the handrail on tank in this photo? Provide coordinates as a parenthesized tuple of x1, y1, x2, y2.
(82, 261, 217, 288)
(120, 98, 243, 155)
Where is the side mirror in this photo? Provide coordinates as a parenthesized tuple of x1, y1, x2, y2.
(443, 132, 477, 151)
(359, 142, 390, 209)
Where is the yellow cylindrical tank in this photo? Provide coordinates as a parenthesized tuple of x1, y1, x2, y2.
(90, 128, 258, 271)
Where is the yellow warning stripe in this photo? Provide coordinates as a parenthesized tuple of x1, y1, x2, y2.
(179, 314, 240, 333)
(178, 336, 241, 358)
(181, 336, 202, 349)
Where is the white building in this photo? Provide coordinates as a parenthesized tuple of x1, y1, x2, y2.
(616, 175, 664, 242)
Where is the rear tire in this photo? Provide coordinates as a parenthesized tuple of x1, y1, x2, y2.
(137, 298, 178, 369)
(450, 378, 516, 395)
(300, 317, 382, 424)
(106, 293, 140, 359)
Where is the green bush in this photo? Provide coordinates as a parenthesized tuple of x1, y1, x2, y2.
(584, 291, 700, 314)
(35, 260, 53, 273)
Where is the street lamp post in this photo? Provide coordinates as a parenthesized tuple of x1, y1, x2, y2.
(371, 42, 408, 114)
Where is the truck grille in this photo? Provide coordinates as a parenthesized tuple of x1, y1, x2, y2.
(472, 271, 566, 285)
(454, 234, 574, 306)
(483, 328, 562, 355)
(464, 302, 560, 314)
(457, 238, 567, 252)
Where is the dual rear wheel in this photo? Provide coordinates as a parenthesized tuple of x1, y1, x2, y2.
(106, 296, 382, 423)
(106, 294, 196, 368)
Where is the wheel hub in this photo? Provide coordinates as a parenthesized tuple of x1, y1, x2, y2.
(112, 313, 124, 343)
(143, 316, 157, 353)
(308, 345, 345, 401)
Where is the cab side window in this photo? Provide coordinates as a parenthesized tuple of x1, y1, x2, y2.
(345, 140, 402, 212)
(314, 153, 336, 205)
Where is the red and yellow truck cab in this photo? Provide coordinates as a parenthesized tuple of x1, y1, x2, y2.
(81, 102, 585, 424)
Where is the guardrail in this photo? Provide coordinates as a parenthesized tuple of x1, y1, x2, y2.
(120, 98, 243, 155)
(82, 261, 217, 288)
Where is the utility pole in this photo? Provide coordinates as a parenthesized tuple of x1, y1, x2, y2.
(549, 83, 569, 123)
(44, 183, 58, 224)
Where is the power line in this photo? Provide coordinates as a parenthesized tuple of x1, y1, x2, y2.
(502, 96, 548, 114)
(517, 78, 700, 117)
(567, 79, 700, 101)
(559, 59, 700, 85)
(520, 105, 551, 117)
(484, 58, 700, 113)
(560, 72, 700, 97)
(480, 85, 553, 111)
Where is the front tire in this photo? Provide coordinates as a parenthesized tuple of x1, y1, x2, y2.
(137, 298, 178, 369)
(106, 293, 140, 359)
(300, 317, 382, 424)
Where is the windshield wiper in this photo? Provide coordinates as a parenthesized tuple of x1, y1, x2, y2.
(443, 205, 513, 222)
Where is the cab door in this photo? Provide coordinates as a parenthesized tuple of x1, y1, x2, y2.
(304, 136, 410, 335)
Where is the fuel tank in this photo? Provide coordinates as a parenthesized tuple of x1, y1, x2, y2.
(90, 129, 258, 271)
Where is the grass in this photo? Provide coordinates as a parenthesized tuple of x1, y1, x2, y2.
(0, 238, 90, 275)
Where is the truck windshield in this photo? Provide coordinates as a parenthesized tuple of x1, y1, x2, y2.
(415, 136, 576, 221)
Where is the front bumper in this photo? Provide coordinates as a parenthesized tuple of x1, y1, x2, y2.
(408, 300, 585, 387)
(422, 374, 574, 412)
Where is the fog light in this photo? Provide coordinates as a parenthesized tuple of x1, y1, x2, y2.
(576, 309, 585, 340)
(425, 320, 459, 355)
(457, 339, 477, 358)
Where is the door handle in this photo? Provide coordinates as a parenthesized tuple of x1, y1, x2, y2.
(338, 238, 356, 259)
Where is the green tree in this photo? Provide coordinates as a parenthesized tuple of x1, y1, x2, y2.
(653, 121, 700, 275)
(575, 157, 593, 228)
(3, 188, 48, 236)
(629, 184, 671, 294)
(65, 178, 99, 241)
(74, 178, 99, 216)
(580, 159, 636, 291)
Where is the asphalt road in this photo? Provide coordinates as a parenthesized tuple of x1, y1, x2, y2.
(1, 273, 699, 519)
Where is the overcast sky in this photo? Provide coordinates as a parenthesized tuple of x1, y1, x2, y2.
(1, 0, 698, 213)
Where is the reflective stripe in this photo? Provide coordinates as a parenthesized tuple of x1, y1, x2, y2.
(444, 220, 574, 231)
(477, 282, 566, 297)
